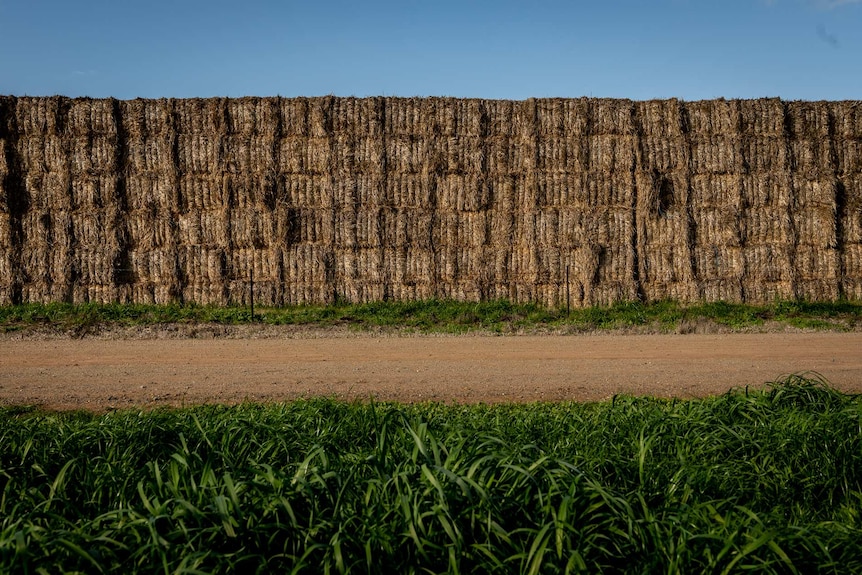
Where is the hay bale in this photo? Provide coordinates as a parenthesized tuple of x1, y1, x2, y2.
(591, 99, 635, 135)
(283, 175, 333, 209)
(699, 278, 743, 303)
(15, 97, 66, 135)
(690, 174, 743, 209)
(174, 98, 226, 135)
(67, 99, 117, 136)
(785, 101, 830, 138)
(742, 173, 793, 207)
(638, 136, 689, 173)
(832, 101, 862, 140)
(178, 133, 223, 174)
(443, 136, 485, 174)
(589, 135, 637, 173)
(743, 207, 793, 245)
(71, 135, 118, 175)
(690, 136, 743, 175)
(794, 175, 837, 209)
(835, 139, 861, 176)
(224, 134, 276, 174)
(438, 174, 488, 211)
(684, 99, 740, 136)
(692, 207, 743, 247)
(794, 205, 837, 248)
(308, 96, 334, 138)
(70, 175, 119, 210)
(743, 244, 793, 283)
(693, 245, 744, 281)
(739, 99, 785, 135)
(740, 136, 788, 173)
(126, 133, 175, 176)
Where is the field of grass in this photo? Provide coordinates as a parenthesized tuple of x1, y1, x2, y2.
(1, 299, 861, 335)
(1, 375, 861, 573)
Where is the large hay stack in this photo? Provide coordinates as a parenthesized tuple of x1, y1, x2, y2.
(0, 96, 859, 306)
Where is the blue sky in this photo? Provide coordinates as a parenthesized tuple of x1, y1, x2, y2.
(1, 0, 859, 101)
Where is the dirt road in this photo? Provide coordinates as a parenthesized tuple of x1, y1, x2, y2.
(1, 332, 861, 411)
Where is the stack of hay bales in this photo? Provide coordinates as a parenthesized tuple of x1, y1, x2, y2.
(686, 99, 744, 302)
(1, 96, 860, 308)
(122, 98, 182, 304)
(634, 99, 696, 302)
(834, 102, 862, 300)
(786, 102, 840, 301)
(278, 97, 336, 304)
(0, 97, 12, 304)
(738, 99, 797, 301)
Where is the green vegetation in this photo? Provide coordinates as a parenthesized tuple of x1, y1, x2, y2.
(1, 299, 861, 335)
(1, 376, 861, 573)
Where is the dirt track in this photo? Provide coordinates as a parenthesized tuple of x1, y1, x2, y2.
(1, 332, 861, 411)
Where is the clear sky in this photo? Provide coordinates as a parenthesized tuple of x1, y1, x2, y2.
(0, 0, 859, 101)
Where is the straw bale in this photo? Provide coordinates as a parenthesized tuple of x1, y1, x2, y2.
(535, 173, 576, 207)
(637, 99, 685, 137)
(126, 210, 175, 251)
(690, 136, 743, 174)
(591, 99, 635, 135)
(693, 245, 744, 280)
(174, 98, 226, 135)
(384, 98, 422, 136)
(226, 97, 279, 136)
(177, 133, 222, 174)
(345, 208, 381, 248)
(0, 212, 11, 248)
(641, 281, 699, 303)
(744, 244, 793, 282)
(280, 98, 309, 137)
(843, 244, 862, 281)
(0, 139, 7, 178)
(795, 244, 839, 280)
(178, 246, 227, 284)
(683, 99, 740, 136)
(70, 175, 119, 210)
(304, 137, 332, 175)
(793, 178, 836, 209)
(640, 243, 694, 284)
(692, 207, 742, 247)
(744, 281, 795, 303)
(182, 283, 226, 306)
(443, 136, 485, 174)
(796, 279, 840, 302)
(438, 174, 488, 211)
(588, 281, 639, 307)
(19, 135, 67, 172)
(73, 247, 116, 285)
(636, 170, 689, 219)
(485, 99, 516, 137)
(537, 98, 591, 137)
(177, 210, 230, 247)
(835, 139, 861, 176)
(283, 244, 331, 284)
(789, 139, 834, 180)
(785, 101, 830, 138)
(699, 279, 743, 303)
(308, 97, 334, 138)
(152, 283, 181, 305)
(224, 134, 276, 174)
(743, 207, 793, 245)
(484, 136, 513, 175)
(120, 99, 173, 137)
(39, 171, 72, 211)
(126, 133, 175, 176)
(386, 135, 428, 173)
(536, 137, 569, 174)
(690, 174, 743, 209)
(381, 209, 434, 249)
(67, 99, 117, 136)
(740, 134, 790, 174)
(794, 205, 837, 248)
(126, 175, 178, 211)
(739, 99, 785, 135)
(638, 136, 689, 172)
(571, 172, 634, 209)
(71, 135, 118, 175)
(282, 175, 333, 208)
(434, 211, 488, 248)
(842, 189, 862, 243)
(352, 136, 385, 174)
(589, 135, 636, 173)
(453, 99, 484, 137)
(742, 173, 792, 207)
(177, 175, 226, 211)
(71, 211, 121, 248)
(278, 136, 307, 174)
(15, 97, 63, 135)
(230, 207, 274, 248)
(832, 101, 862, 140)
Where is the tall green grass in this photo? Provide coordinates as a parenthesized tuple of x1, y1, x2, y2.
(1, 375, 861, 573)
(2, 299, 861, 335)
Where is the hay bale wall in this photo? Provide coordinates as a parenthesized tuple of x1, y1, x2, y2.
(0, 96, 860, 306)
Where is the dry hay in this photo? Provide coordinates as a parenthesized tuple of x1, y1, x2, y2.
(1, 96, 861, 307)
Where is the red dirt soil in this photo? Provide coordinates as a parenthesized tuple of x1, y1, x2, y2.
(2, 332, 861, 411)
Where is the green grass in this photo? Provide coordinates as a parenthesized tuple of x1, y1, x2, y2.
(1, 375, 861, 573)
(1, 299, 861, 335)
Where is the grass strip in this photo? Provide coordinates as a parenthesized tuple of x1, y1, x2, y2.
(1, 375, 860, 573)
(1, 299, 861, 335)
